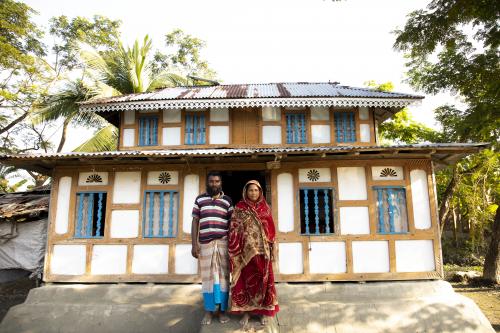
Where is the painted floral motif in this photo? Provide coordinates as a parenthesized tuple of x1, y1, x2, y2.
(380, 168, 398, 178)
(307, 169, 320, 182)
(86, 174, 103, 183)
(158, 172, 171, 184)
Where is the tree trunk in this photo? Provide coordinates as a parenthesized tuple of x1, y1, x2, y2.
(57, 117, 71, 152)
(452, 207, 458, 247)
(439, 166, 458, 233)
(0, 111, 29, 135)
(483, 206, 500, 283)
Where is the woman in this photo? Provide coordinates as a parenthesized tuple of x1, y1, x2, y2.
(228, 180, 279, 327)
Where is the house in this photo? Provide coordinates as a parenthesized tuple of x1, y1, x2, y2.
(0, 82, 487, 283)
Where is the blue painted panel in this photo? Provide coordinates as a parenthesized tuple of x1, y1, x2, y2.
(186, 115, 192, 144)
(148, 192, 154, 237)
(377, 189, 385, 233)
(303, 189, 310, 234)
(323, 189, 330, 234)
(313, 189, 320, 235)
(96, 192, 103, 236)
(387, 188, 395, 232)
(286, 115, 291, 143)
(86, 193, 94, 237)
(76, 193, 84, 237)
(168, 192, 174, 237)
(200, 114, 206, 144)
(349, 113, 355, 141)
(159, 192, 164, 236)
(300, 114, 306, 143)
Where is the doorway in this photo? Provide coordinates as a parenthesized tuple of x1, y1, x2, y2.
(220, 170, 268, 205)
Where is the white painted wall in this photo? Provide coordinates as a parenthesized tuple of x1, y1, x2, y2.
(163, 109, 181, 123)
(132, 245, 169, 274)
(110, 210, 139, 238)
(395, 240, 435, 272)
(311, 125, 331, 143)
(124, 111, 136, 125)
(371, 166, 404, 181)
(360, 124, 371, 142)
(162, 127, 181, 146)
(147, 171, 179, 185)
(262, 126, 282, 144)
(91, 245, 127, 275)
(310, 106, 329, 120)
(262, 107, 280, 121)
(309, 242, 346, 274)
(183, 174, 200, 234)
(298, 168, 331, 183)
(339, 206, 370, 235)
(410, 169, 432, 229)
(175, 244, 198, 274)
(352, 241, 390, 273)
(51, 244, 86, 275)
(277, 173, 294, 232)
(278, 243, 303, 274)
(113, 172, 141, 204)
(337, 167, 367, 200)
(209, 126, 229, 144)
(55, 176, 72, 234)
(78, 172, 109, 186)
(210, 108, 229, 122)
(359, 107, 369, 120)
(123, 128, 135, 147)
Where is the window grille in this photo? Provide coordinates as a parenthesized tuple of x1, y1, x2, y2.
(334, 112, 356, 142)
(185, 114, 206, 144)
(143, 191, 179, 237)
(374, 187, 409, 233)
(286, 114, 307, 144)
(299, 188, 334, 235)
(75, 192, 107, 238)
(139, 117, 158, 146)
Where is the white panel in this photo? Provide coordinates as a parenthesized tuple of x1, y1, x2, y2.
(340, 207, 370, 235)
(124, 111, 136, 125)
(132, 245, 169, 274)
(209, 126, 229, 144)
(359, 107, 369, 120)
(309, 242, 346, 274)
(262, 106, 281, 121)
(78, 172, 109, 186)
(337, 167, 367, 200)
(163, 109, 181, 123)
(175, 244, 198, 274)
(311, 125, 331, 144)
(123, 128, 135, 147)
(277, 173, 294, 232)
(372, 166, 404, 181)
(396, 240, 435, 272)
(410, 169, 432, 229)
(299, 168, 331, 183)
(113, 172, 141, 204)
(210, 108, 229, 122)
(110, 210, 139, 238)
(91, 245, 127, 275)
(162, 127, 181, 146)
(352, 241, 389, 273)
(51, 244, 86, 275)
(262, 126, 282, 144)
(310, 106, 330, 120)
(278, 243, 303, 274)
(183, 174, 200, 234)
(147, 171, 179, 185)
(55, 177, 72, 234)
(360, 124, 371, 142)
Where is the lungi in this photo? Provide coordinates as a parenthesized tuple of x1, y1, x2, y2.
(199, 238, 229, 311)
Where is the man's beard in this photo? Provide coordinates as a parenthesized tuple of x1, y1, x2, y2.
(207, 185, 222, 196)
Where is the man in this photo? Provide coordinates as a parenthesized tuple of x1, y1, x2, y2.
(191, 171, 233, 325)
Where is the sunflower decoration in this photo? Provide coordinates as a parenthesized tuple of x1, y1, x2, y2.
(380, 168, 397, 178)
(307, 169, 320, 182)
(158, 172, 171, 184)
(86, 174, 103, 183)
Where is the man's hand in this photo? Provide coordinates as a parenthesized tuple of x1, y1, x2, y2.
(191, 244, 200, 259)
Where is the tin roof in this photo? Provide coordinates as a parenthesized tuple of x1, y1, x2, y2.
(0, 187, 50, 221)
(79, 82, 423, 113)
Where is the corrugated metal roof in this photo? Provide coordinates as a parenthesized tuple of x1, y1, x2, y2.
(80, 82, 423, 105)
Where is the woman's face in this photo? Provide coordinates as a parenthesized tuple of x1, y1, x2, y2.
(246, 184, 260, 202)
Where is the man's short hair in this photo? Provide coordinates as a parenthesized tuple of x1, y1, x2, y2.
(207, 171, 222, 182)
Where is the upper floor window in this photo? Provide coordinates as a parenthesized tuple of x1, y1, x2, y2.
(299, 188, 334, 235)
(334, 112, 356, 143)
(139, 116, 159, 146)
(374, 187, 409, 234)
(75, 192, 107, 238)
(286, 113, 307, 144)
(185, 113, 206, 145)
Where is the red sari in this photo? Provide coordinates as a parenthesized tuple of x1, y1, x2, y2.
(228, 180, 279, 316)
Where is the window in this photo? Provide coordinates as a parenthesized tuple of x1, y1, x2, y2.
(75, 192, 107, 238)
(286, 113, 307, 144)
(334, 112, 356, 142)
(143, 191, 179, 237)
(299, 188, 334, 235)
(374, 187, 409, 233)
(185, 114, 206, 144)
(139, 117, 159, 146)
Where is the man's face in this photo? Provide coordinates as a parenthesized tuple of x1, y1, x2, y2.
(207, 175, 222, 196)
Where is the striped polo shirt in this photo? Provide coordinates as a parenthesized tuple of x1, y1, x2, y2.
(192, 192, 233, 244)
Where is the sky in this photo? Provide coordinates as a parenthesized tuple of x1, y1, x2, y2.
(22, 0, 460, 151)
